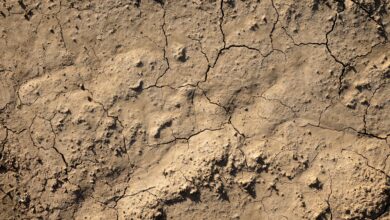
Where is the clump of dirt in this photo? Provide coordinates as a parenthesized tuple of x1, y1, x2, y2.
(1, 0, 389, 219)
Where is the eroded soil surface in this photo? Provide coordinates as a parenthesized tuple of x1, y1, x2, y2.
(1, 0, 390, 219)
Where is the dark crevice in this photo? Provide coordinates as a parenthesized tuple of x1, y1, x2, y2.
(350, 0, 388, 41)
(269, 0, 280, 50)
(48, 117, 69, 173)
(219, 0, 226, 48)
(326, 174, 333, 220)
(149, 126, 225, 148)
(154, 3, 170, 87)
(303, 122, 388, 141)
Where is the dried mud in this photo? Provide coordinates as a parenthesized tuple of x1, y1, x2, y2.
(0, 0, 390, 219)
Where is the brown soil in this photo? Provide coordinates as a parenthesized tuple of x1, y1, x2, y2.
(1, 0, 390, 219)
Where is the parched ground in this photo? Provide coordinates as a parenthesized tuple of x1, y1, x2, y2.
(0, 0, 389, 219)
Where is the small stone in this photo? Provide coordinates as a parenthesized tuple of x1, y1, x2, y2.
(130, 80, 143, 92)
(262, 15, 267, 23)
(174, 46, 188, 62)
(346, 100, 357, 109)
(231, 213, 240, 219)
(135, 60, 143, 67)
(308, 177, 323, 190)
(250, 22, 259, 31)
(58, 107, 70, 114)
(189, 188, 198, 195)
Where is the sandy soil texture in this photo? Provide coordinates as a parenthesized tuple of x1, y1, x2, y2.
(1, 0, 390, 219)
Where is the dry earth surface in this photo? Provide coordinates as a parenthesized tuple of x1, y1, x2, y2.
(1, 0, 390, 219)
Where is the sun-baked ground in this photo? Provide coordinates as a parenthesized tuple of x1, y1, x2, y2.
(1, 0, 389, 219)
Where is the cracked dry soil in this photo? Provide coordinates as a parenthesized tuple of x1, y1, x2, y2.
(0, 0, 390, 219)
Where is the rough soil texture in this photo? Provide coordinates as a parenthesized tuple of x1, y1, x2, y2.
(1, 0, 390, 219)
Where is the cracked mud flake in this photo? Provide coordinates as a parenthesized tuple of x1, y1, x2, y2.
(366, 83, 390, 137)
(327, 1, 387, 64)
(0, 74, 14, 110)
(1, 0, 390, 219)
(222, 0, 277, 54)
(199, 46, 266, 108)
(275, 0, 337, 44)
